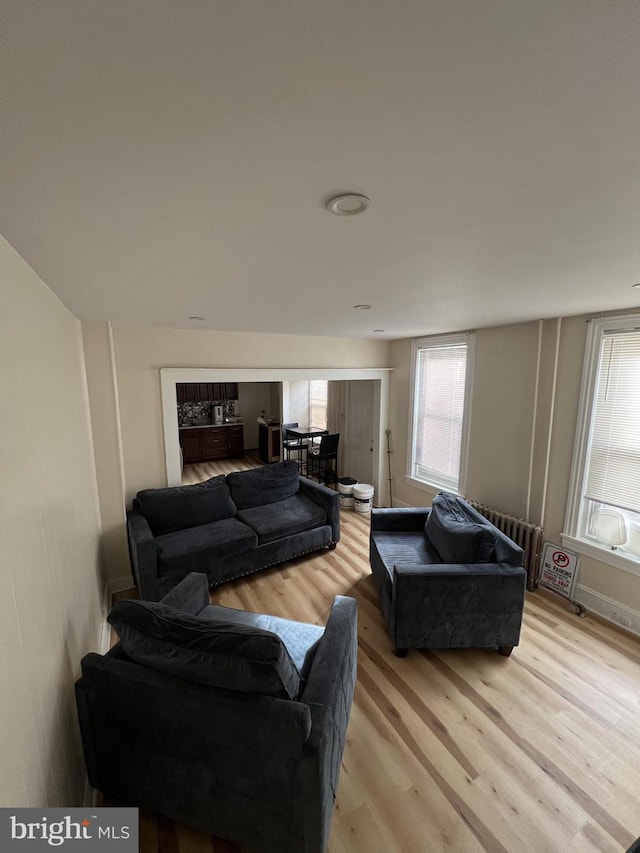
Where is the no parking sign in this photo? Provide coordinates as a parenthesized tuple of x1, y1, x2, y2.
(539, 542, 580, 599)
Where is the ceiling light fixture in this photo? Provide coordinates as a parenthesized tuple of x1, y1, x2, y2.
(188, 315, 206, 321)
(633, 283, 640, 288)
(373, 329, 385, 333)
(326, 193, 372, 216)
(353, 304, 372, 310)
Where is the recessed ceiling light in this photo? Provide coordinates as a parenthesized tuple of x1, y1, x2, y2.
(633, 283, 640, 288)
(326, 193, 372, 216)
(188, 315, 206, 321)
(353, 304, 372, 310)
(373, 329, 385, 333)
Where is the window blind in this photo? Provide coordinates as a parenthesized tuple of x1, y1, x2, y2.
(414, 342, 468, 490)
(584, 328, 640, 513)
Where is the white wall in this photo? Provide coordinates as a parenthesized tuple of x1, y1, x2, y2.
(237, 382, 272, 448)
(388, 312, 640, 615)
(286, 380, 310, 429)
(0, 237, 104, 806)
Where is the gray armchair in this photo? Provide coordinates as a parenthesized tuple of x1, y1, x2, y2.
(75, 573, 357, 853)
(369, 493, 526, 657)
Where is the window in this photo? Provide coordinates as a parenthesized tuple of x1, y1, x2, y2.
(309, 380, 328, 430)
(565, 314, 640, 570)
(408, 333, 474, 493)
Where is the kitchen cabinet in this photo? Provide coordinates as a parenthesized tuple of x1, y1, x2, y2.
(176, 383, 198, 404)
(179, 424, 244, 464)
(223, 383, 238, 400)
(226, 425, 244, 457)
(258, 423, 281, 463)
(180, 429, 205, 463)
(176, 382, 237, 403)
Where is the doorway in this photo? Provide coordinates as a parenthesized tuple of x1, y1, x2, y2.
(161, 368, 391, 504)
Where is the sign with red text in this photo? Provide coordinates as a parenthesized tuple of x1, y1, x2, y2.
(539, 542, 580, 599)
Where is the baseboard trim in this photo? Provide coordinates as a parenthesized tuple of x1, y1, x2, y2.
(109, 574, 135, 595)
(391, 498, 410, 508)
(575, 583, 640, 638)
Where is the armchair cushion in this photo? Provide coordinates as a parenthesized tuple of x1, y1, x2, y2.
(426, 492, 497, 564)
(227, 461, 299, 510)
(107, 599, 301, 700)
(200, 604, 324, 681)
(136, 476, 237, 536)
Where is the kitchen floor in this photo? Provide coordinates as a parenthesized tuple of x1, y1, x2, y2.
(181, 451, 263, 484)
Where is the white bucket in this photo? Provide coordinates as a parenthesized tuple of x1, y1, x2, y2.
(353, 483, 374, 514)
(337, 478, 357, 509)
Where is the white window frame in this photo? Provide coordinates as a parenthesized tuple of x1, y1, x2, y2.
(405, 331, 475, 495)
(563, 313, 640, 577)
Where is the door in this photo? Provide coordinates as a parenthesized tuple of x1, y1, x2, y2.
(345, 380, 376, 486)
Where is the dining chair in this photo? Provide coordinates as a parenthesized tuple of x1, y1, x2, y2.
(282, 422, 307, 472)
(306, 433, 339, 486)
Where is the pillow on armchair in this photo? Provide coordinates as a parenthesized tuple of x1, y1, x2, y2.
(108, 599, 301, 700)
(425, 492, 498, 564)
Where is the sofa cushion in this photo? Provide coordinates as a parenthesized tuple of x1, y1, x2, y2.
(108, 599, 301, 699)
(137, 476, 237, 536)
(155, 517, 257, 577)
(199, 604, 324, 681)
(227, 461, 299, 510)
(237, 493, 327, 545)
(425, 492, 497, 564)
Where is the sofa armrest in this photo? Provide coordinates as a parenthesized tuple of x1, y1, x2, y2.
(301, 596, 357, 794)
(126, 508, 158, 601)
(160, 572, 210, 614)
(371, 507, 429, 532)
(298, 477, 340, 542)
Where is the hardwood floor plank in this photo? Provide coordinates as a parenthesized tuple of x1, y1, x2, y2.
(424, 651, 636, 849)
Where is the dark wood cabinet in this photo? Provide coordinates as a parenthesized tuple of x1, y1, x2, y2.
(227, 425, 245, 457)
(180, 429, 204, 463)
(176, 382, 236, 403)
(179, 425, 244, 464)
(176, 383, 198, 403)
(202, 430, 228, 460)
(258, 423, 281, 463)
(223, 383, 238, 400)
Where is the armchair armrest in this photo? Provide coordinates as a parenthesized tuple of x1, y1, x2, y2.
(298, 477, 340, 542)
(371, 507, 429, 532)
(126, 507, 158, 601)
(160, 572, 210, 614)
(394, 561, 527, 579)
(301, 595, 357, 796)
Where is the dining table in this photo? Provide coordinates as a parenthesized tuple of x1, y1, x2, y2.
(284, 426, 329, 471)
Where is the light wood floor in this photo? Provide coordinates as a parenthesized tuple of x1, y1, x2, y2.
(111, 462, 640, 853)
(181, 452, 264, 484)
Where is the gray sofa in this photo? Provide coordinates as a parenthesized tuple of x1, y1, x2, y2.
(75, 572, 358, 853)
(370, 492, 527, 656)
(127, 461, 340, 601)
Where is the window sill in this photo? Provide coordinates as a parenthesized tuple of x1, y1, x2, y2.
(404, 475, 459, 496)
(561, 534, 640, 578)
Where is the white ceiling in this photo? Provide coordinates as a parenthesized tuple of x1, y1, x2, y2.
(2, 0, 640, 339)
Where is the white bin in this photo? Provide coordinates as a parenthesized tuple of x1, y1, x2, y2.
(337, 477, 357, 509)
(353, 483, 374, 514)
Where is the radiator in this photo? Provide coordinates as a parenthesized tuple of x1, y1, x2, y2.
(467, 501, 544, 591)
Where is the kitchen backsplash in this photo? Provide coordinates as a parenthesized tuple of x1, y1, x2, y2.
(178, 400, 235, 424)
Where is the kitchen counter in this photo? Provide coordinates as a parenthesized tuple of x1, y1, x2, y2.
(179, 422, 243, 430)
